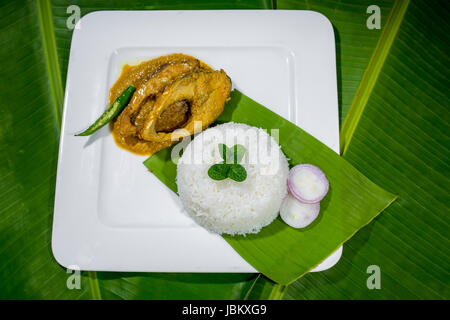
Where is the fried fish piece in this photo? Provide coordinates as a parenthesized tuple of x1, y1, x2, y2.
(140, 70, 232, 142)
(114, 57, 200, 137)
(110, 53, 230, 156)
(110, 54, 204, 155)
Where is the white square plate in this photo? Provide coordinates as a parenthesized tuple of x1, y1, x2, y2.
(52, 10, 342, 273)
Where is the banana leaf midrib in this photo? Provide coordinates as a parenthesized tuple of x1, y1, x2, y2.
(340, 0, 409, 155)
(37, 0, 64, 128)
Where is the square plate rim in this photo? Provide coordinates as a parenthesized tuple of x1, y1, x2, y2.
(52, 9, 342, 274)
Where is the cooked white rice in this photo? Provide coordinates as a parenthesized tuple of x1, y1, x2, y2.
(176, 122, 289, 236)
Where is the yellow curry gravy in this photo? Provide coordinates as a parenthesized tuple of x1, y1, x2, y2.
(109, 53, 231, 156)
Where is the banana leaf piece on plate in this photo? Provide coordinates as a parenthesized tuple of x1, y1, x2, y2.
(144, 90, 397, 285)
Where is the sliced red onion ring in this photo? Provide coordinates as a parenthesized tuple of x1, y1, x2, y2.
(287, 164, 329, 204)
(280, 193, 320, 228)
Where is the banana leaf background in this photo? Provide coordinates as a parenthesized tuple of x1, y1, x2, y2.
(0, 0, 448, 299)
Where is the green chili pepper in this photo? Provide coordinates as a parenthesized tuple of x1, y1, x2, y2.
(75, 85, 135, 136)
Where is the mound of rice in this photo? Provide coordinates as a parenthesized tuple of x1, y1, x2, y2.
(176, 122, 289, 235)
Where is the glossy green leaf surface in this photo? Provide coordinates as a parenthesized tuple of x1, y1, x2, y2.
(0, 0, 270, 300)
(281, 0, 450, 299)
(0, 0, 90, 299)
(97, 273, 256, 300)
(1, 0, 448, 299)
(144, 90, 397, 285)
(277, 0, 395, 126)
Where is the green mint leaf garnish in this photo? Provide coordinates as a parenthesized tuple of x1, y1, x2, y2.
(218, 143, 233, 163)
(228, 164, 247, 182)
(208, 163, 230, 181)
(218, 143, 246, 164)
(233, 144, 246, 164)
(209, 144, 247, 182)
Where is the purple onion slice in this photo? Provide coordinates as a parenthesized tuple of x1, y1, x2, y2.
(280, 194, 320, 228)
(287, 164, 329, 204)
